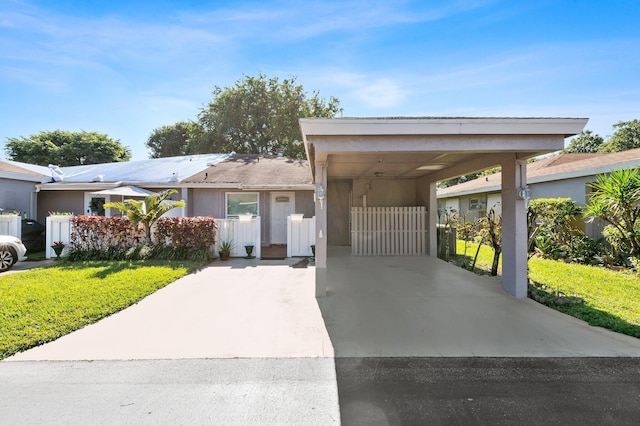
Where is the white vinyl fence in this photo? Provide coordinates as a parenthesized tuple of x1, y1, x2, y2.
(0, 214, 21, 238)
(215, 217, 261, 258)
(46, 215, 72, 258)
(287, 215, 315, 257)
(351, 206, 428, 256)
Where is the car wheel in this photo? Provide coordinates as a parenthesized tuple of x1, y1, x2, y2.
(0, 244, 17, 272)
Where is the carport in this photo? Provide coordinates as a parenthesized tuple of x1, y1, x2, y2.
(300, 117, 588, 298)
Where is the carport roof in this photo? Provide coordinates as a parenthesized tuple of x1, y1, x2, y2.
(300, 117, 588, 181)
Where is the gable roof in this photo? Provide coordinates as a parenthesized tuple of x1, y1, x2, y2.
(0, 159, 52, 183)
(184, 154, 313, 189)
(437, 148, 640, 198)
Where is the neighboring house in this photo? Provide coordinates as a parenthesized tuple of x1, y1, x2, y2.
(33, 152, 314, 248)
(0, 160, 51, 218)
(436, 148, 640, 238)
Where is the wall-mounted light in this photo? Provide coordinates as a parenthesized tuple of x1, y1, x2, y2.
(517, 186, 531, 200)
(316, 184, 326, 209)
(374, 172, 383, 177)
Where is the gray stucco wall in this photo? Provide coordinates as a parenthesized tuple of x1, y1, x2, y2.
(352, 178, 416, 207)
(37, 191, 84, 222)
(0, 179, 37, 218)
(190, 188, 314, 246)
(529, 176, 593, 206)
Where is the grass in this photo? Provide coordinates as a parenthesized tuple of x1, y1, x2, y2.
(0, 260, 205, 359)
(449, 240, 640, 338)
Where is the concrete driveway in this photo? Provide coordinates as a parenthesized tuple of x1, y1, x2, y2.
(319, 248, 640, 357)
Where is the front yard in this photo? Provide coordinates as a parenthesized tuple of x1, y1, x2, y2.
(450, 241, 640, 338)
(0, 260, 204, 359)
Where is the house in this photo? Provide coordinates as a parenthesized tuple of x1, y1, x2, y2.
(0, 160, 51, 218)
(28, 153, 314, 250)
(436, 148, 640, 238)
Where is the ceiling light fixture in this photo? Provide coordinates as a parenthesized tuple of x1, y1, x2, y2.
(417, 164, 447, 171)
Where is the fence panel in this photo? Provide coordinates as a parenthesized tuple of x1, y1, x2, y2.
(351, 206, 427, 256)
(287, 216, 315, 257)
(0, 215, 21, 238)
(215, 217, 261, 258)
(46, 215, 72, 258)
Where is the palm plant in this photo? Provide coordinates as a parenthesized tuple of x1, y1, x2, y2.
(584, 168, 640, 257)
(104, 189, 186, 245)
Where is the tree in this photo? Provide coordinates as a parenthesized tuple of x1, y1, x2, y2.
(145, 121, 201, 159)
(5, 130, 131, 166)
(563, 130, 604, 153)
(193, 73, 342, 159)
(584, 168, 640, 259)
(103, 189, 186, 245)
(598, 119, 640, 153)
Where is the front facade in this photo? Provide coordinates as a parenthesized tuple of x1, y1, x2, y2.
(30, 153, 314, 249)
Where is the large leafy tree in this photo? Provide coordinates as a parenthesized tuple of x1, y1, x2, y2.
(564, 130, 604, 153)
(103, 189, 185, 245)
(5, 130, 131, 166)
(145, 121, 201, 159)
(193, 73, 342, 159)
(598, 119, 640, 153)
(584, 168, 640, 258)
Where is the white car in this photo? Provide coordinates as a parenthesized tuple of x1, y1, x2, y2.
(0, 235, 28, 272)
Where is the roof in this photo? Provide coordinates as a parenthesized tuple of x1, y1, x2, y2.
(0, 159, 52, 182)
(437, 148, 640, 198)
(184, 154, 313, 188)
(51, 153, 231, 184)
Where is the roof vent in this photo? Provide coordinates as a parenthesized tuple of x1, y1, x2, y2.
(169, 172, 179, 183)
(92, 174, 104, 182)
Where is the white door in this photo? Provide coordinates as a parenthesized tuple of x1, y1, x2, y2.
(270, 192, 295, 244)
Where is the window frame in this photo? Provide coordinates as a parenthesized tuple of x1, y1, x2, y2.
(225, 192, 259, 219)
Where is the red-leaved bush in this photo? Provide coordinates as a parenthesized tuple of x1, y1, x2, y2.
(71, 216, 145, 250)
(70, 215, 217, 250)
(155, 216, 217, 248)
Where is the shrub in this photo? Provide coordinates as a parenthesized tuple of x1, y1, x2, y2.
(69, 215, 217, 262)
(70, 216, 145, 250)
(154, 216, 217, 248)
(527, 197, 602, 264)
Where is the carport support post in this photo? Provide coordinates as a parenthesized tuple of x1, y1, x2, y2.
(315, 161, 328, 297)
(501, 156, 528, 298)
(428, 181, 438, 256)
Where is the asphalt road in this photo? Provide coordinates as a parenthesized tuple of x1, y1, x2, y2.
(336, 357, 640, 425)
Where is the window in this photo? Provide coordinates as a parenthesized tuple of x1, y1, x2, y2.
(226, 192, 259, 218)
(469, 198, 480, 210)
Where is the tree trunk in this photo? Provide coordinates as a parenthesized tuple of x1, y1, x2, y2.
(491, 249, 501, 276)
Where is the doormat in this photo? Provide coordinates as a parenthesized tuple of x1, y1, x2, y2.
(260, 245, 287, 260)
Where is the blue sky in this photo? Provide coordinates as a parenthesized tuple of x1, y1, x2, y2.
(1, 0, 639, 160)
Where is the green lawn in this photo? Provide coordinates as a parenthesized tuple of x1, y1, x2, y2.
(0, 260, 204, 359)
(451, 240, 640, 338)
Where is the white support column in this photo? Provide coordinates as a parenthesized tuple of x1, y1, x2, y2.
(315, 161, 328, 297)
(428, 181, 438, 256)
(501, 155, 528, 298)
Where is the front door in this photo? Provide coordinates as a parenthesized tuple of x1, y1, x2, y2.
(270, 192, 295, 244)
